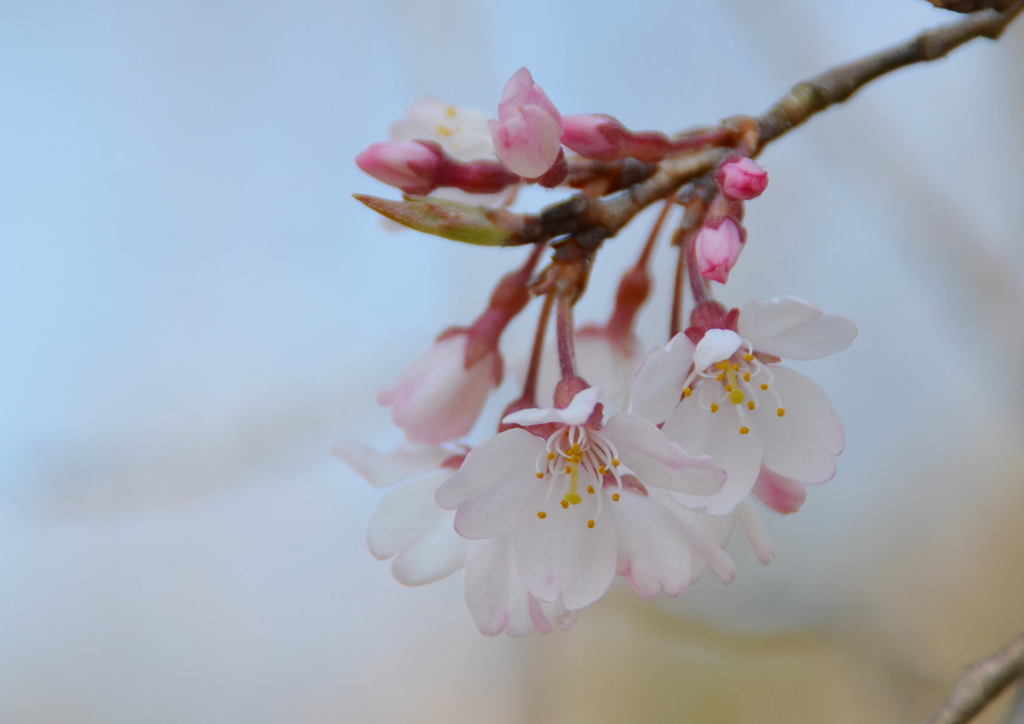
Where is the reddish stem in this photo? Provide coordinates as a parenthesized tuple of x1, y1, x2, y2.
(520, 292, 555, 404)
(670, 230, 688, 338)
(556, 294, 577, 381)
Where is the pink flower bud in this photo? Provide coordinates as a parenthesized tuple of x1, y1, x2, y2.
(716, 156, 768, 200)
(560, 114, 626, 161)
(490, 68, 563, 179)
(694, 217, 746, 284)
(356, 140, 442, 195)
(378, 332, 501, 444)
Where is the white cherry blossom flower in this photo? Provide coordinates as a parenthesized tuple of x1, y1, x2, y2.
(436, 387, 727, 610)
(630, 296, 857, 516)
(390, 96, 496, 163)
(334, 440, 576, 636)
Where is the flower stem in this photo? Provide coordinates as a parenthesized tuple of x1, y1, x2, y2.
(670, 229, 688, 338)
(520, 291, 555, 404)
(556, 293, 577, 381)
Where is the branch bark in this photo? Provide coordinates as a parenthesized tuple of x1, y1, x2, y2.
(926, 633, 1024, 724)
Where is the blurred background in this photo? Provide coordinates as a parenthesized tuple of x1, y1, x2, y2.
(2, 1, 1023, 722)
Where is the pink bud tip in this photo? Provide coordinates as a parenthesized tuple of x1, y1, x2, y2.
(491, 67, 563, 179)
(695, 217, 746, 284)
(560, 114, 627, 161)
(356, 140, 441, 195)
(716, 156, 768, 200)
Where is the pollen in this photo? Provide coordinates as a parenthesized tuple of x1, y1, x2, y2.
(564, 465, 573, 474)
(587, 520, 595, 529)
(710, 403, 719, 413)
(565, 492, 582, 505)
(761, 383, 770, 391)
(598, 465, 608, 474)
(611, 493, 621, 502)
(445, 105, 457, 118)
(536, 511, 547, 519)
(587, 485, 595, 494)
(744, 353, 754, 362)
(682, 387, 693, 398)
(743, 372, 752, 382)
(747, 401, 756, 410)
(728, 389, 745, 405)
(435, 124, 453, 137)
(777, 407, 786, 417)
(560, 500, 570, 509)
(547, 452, 556, 460)
(611, 458, 621, 467)
(535, 472, 545, 479)
(739, 426, 750, 435)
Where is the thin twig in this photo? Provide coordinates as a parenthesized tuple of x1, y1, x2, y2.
(926, 633, 1024, 724)
(533, 2, 1023, 244)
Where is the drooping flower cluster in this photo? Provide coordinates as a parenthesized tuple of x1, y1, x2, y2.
(342, 67, 857, 636)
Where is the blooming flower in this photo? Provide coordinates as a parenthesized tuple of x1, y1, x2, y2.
(694, 216, 746, 284)
(334, 440, 577, 636)
(378, 331, 501, 445)
(490, 67, 563, 179)
(630, 297, 857, 515)
(390, 96, 495, 163)
(435, 387, 726, 610)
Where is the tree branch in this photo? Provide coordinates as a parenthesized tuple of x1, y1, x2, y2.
(926, 633, 1024, 724)
(534, 2, 1023, 245)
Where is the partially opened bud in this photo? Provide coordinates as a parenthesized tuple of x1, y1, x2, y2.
(490, 67, 563, 179)
(716, 156, 769, 200)
(356, 140, 442, 195)
(560, 114, 627, 161)
(694, 217, 746, 284)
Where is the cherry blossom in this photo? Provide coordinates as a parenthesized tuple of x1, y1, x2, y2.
(435, 387, 727, 610)
(490, 67, 563, 179)
(716, 156, 769, 200)
(378, 331, 501, 445)
(630, 297, 856, 516)
(694, 216, 746, 284)
(390, 96, 496, 163)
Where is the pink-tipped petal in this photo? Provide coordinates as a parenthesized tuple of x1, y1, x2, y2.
(738, 297, 858, 360)
(753, 466, 808, 515)
(628, 333, 695, 425)
(694, 217, 746, 284)
(332, 442, 450, 488)
(716, 156, 769, 200)
(367, 472, 450, 559)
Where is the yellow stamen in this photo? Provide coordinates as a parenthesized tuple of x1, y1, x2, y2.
(728, 388, 745, 405)
(598, 465, 608, 474)
(611, 458, 621, 467)
(710, 403, 719, 413)
(435, 124, 453, 137)
(682, 387, 692, 398)
(536, 511, 547, 519)
(747, 401, 756, 410)
(761, 383, 769, 391)
(743, 372, 751, 382)
(547, 452, 556, 460)
(587, 485, 595, 494)
(739, 426, 750, 435)
(564, 465, 573, 474)
(565, 492, 582, 505)
(560, 500, 570, 509)
(611, 493, 621, 502)
(446, 105, 457, 118)
(586, 520, 595, 529)
(535, 472, 544, 479)
(777, 407, 786, 417)
(744, 353, 754, 361)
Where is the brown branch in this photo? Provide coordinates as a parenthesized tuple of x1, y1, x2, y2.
(528, 1, 1023, 247)
(926, 633, 1024, 724)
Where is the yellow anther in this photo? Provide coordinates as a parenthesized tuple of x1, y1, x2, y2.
(731, 363, 741, 371)
(714, 361, 730, 370)
(598, 465, 608, 474)
(724, 385, 733, 392)
(435, 124, 453, 137)
(611, 459, 621, 467)
(747, 401, 756, 410)
(611, 493, 621, 502)
(564, 465, 573, 474)
(445, 105, 457, 118)
(728, 389, 745, 405)
(547, 452, 556, 460)
(743, 372, 751, 382)
(565, 492, 582, 505)
(760, 383, 769, 391)
(535, 472, 545, 479)
(560, 500, 570, 509)
(587, 485, 595, 494)
(739, 426, 750, 435)
(536, 511, 547, 519)
(710, 403, 719, 413)
(682, 387, 692, 398)
(716, 373, 725, 381)
(744, 353, 754, 362)
(777, 407, 786, 417)
(586, 520, 595, 529)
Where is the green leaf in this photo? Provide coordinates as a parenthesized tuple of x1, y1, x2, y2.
(354, 194, 514, 247)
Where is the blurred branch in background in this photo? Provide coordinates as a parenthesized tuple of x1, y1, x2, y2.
(927, 633, 1024, 723)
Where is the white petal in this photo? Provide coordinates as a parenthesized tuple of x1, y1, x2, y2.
(735, 502, 775, 564)
(662, 395, 763, 515)
(611, 488, 695, 598)
(693, 329, 742, 370)
(502, 386, 602, 427)
(628, 333, 695, 425)
(754, 466, 808, 514)
(751, 382, 838, 484)
(332, 442, 449, 488)
(576, 330, 641, 413)
(435, 428, 541, 509)
(464, 537, 537, 636)
(367, 472, 449, 559)
(738, 296, 857, 360)
(603, 413, 724, 496)
(513, 483, 617, 610)
(768, 366, 844, 454)
(652, 490, 737, 584)
(452, 468, 535, 540)
(391, 514, 470, 585)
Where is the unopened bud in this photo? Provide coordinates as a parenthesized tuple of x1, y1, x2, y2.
(355, 140, 442, 195)
(716, 156, 768, 200)
(694, 217, 746, 284)
(491, 68, 564, 179)
(560, 114, 627, 161)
